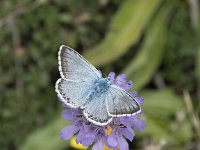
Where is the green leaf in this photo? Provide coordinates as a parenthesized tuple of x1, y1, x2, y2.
(196, 47, 200, 80)
(124, 1, 174, 91)
(20, 117, 70, 150)
(139, 89, 192, 144)
(142, 89, 183, 116)
(83, 0, 162, 67)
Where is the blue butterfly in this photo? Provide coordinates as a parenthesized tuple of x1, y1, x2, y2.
(55, 45, 141, 126)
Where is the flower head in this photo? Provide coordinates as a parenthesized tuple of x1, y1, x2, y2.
(59, 72, 145, 150)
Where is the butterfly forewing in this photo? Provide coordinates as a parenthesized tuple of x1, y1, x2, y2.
(58, 45, 101, 81)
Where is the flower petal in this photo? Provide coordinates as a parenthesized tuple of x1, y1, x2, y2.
(76, 126, 84, 144)
(119, 116, 134, 127)
(108, 72, 115, 80)
(106, 132, 118, 148)
(60, 124, 79, 140)
(132, 116, 146, 131)
(121, 127, 135, 141)
(116, 74, 127, 87)
(92, 139, 104, 150)
(129, 91, 138, 97)
(118, 136, 129, 150)
(62, 109, 78, 121)
(124, 81, 133, 91)
(136, 96, 144, 104)
(76, 125, 97, 146)
(116, 74, 126, 81)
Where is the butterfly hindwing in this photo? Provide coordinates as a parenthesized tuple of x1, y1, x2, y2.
(58, 45, 101, 81)
(107, 85, 141, 117)
(56, 78, 93, 108)
(83, 93, 113, 126)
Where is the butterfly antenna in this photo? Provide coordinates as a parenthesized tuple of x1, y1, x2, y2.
(102, 72, 108, 78)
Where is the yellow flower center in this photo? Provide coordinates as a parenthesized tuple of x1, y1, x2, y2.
(104, 145, 120, 150)
(105, 126, 112, 135)
(69, 126, 120, 150)
(70, 136, 87, 150)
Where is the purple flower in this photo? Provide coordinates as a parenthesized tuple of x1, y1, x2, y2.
(59, 72, 145, 150)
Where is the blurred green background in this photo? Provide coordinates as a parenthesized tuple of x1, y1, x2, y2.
(0, 0, 200, 149)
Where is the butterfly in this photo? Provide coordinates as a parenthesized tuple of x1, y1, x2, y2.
(55, 45, 141, 126)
